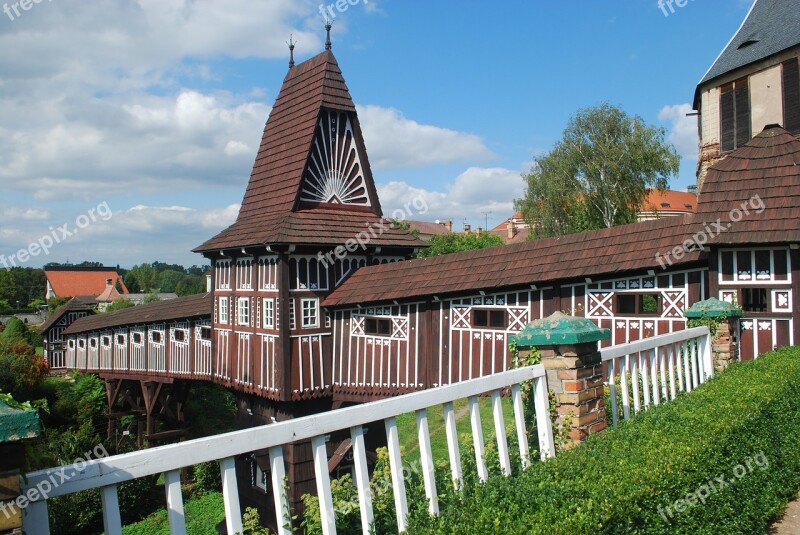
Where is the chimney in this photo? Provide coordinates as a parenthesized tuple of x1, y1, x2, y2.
(106, 278, 113, 287)
(464, 224, 471, 234)
(507, 220, 516, 240)
(445, 220, 453, 232)
(206, 274, 212, 293)
(476, 227, 483, 237)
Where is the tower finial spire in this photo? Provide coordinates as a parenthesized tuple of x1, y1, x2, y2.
(325, 19, 332, 50)
(287, 34, 295, 69)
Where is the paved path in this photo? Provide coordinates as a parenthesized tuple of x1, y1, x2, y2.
(768, 492, 800, 534)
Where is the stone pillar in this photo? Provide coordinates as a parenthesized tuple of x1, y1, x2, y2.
(513, 312, 611, 448)
(685, 298, 743, 372)
(0, 401, 43, 534)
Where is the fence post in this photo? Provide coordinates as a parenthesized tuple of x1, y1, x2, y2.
(685, 298, 742, 372)
(513, 312, 611, 448)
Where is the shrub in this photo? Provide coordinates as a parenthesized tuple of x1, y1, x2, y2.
(406, 346, 800, 534)
(0, 339, 48, 398)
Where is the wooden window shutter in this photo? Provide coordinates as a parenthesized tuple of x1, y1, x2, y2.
(734, 77, 751, 147)
(783, 58, 800, 134)
(720, 83, 735, 152)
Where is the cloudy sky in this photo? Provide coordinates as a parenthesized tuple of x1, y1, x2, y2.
(0, 0, 754, 268)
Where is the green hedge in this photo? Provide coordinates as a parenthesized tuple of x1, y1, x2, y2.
(408, 346, 800, 534)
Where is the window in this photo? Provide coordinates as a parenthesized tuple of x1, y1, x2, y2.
(151, 331, 163, 344)
(263, 298, 275, 329)
(289, 299, 296, 329)
(132, 332, 143, 345)
(116, 334, 125, 345)
(720, 78, 751, 152)
(238, 297, 250, 326)
(219, 297, 229, 324)
(68, 340, 75, 349)
(472, 309, 507, 329)
(301, 299, 319, 328)
(236, 260, 253, 290)
(79, 339, 85, 349)
(616, 294, 661, 315)
(101, 336, 111, 348)
(783, 58, 800, 134)
(365, 318, 392, 336)
(741, 288, 768, 313)
(173, 329, 186, 342)
(200, 326, 212, 341)
(90, 338, 97, 348)
(215, 261, 231, 290)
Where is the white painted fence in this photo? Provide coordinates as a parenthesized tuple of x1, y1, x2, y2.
(22, 365, 554, 535)
(602, 326, 713, 426)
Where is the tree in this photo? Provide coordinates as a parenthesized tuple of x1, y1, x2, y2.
(516, 103, 680, 239)
(158, 270, 183, 293)
(106, 299, 135, 312)
(0, 339, 48, 399)
(127, 264, 158, 293)
(175, 274, 207, 296)
(417, 232, 505, 258)
(0, 270, 16, 303)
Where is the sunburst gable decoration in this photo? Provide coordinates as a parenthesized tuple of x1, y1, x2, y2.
(300, 110, 372, 207)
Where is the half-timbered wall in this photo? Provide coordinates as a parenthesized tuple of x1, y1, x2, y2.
(333, 304, 422, 397)
(43, 310, 92, 369)
(716, 247, 795, 360)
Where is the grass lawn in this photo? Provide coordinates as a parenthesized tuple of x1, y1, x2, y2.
(394, 395, 516, 467)
(120, 491, 225, 535)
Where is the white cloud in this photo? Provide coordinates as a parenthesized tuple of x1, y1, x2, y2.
(378, 167, 524, 226)
(659, 103, 698, 162)
(358, 105, 495, 169)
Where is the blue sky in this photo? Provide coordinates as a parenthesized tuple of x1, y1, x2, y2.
(0, 0, 754, 268)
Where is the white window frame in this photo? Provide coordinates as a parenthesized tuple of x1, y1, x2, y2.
(219, 297, 229, 324)
(263, 298, 275, 329)
(238, 297, 251, 327)
(301, 298, 320, 329)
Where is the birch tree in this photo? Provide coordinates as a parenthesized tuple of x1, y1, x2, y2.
(516, 103, 680, 238)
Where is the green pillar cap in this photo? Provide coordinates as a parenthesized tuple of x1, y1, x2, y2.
(684, 298, 743, 319)
(511, 311, 611, 347)
(0, 401, 42, 443)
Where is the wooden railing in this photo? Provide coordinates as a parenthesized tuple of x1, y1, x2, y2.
(602, 326, 712, 426)
(21, 365, 554, 535)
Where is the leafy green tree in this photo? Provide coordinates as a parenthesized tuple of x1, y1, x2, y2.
(127, 264, 159, 293)
(105, 298, 135, 312)
(143, 293, 161, 304)
(1, 317, 31, 343)
(46, 296, 71, 318)
(417, 232, 505, 258)
(516, 103, 680, 238)
(175, 274, 207, 296)
(158, 269, 183, 293)
(0, 269, 16, 303)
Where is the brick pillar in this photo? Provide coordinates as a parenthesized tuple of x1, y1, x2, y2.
(540, 343, 606, 446)
(685, 298, 743, 372)
(513, 311, 610, 448)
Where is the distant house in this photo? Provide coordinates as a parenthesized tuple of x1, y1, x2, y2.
(44, 266, 128, 300)
(693, 0, 800, 189)
(491, 189, 698, 243)
(38, 296, 97, 369)
(406, 220, 452, 241)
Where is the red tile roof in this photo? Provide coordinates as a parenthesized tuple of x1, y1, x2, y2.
(407, 220, 452, 237)
(194, 51, 424, 253)
(640, 190, 697, 215)
(324, 125, 800, 307)
(45, 269, 128, 298)
(63, 293, 211, 335)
